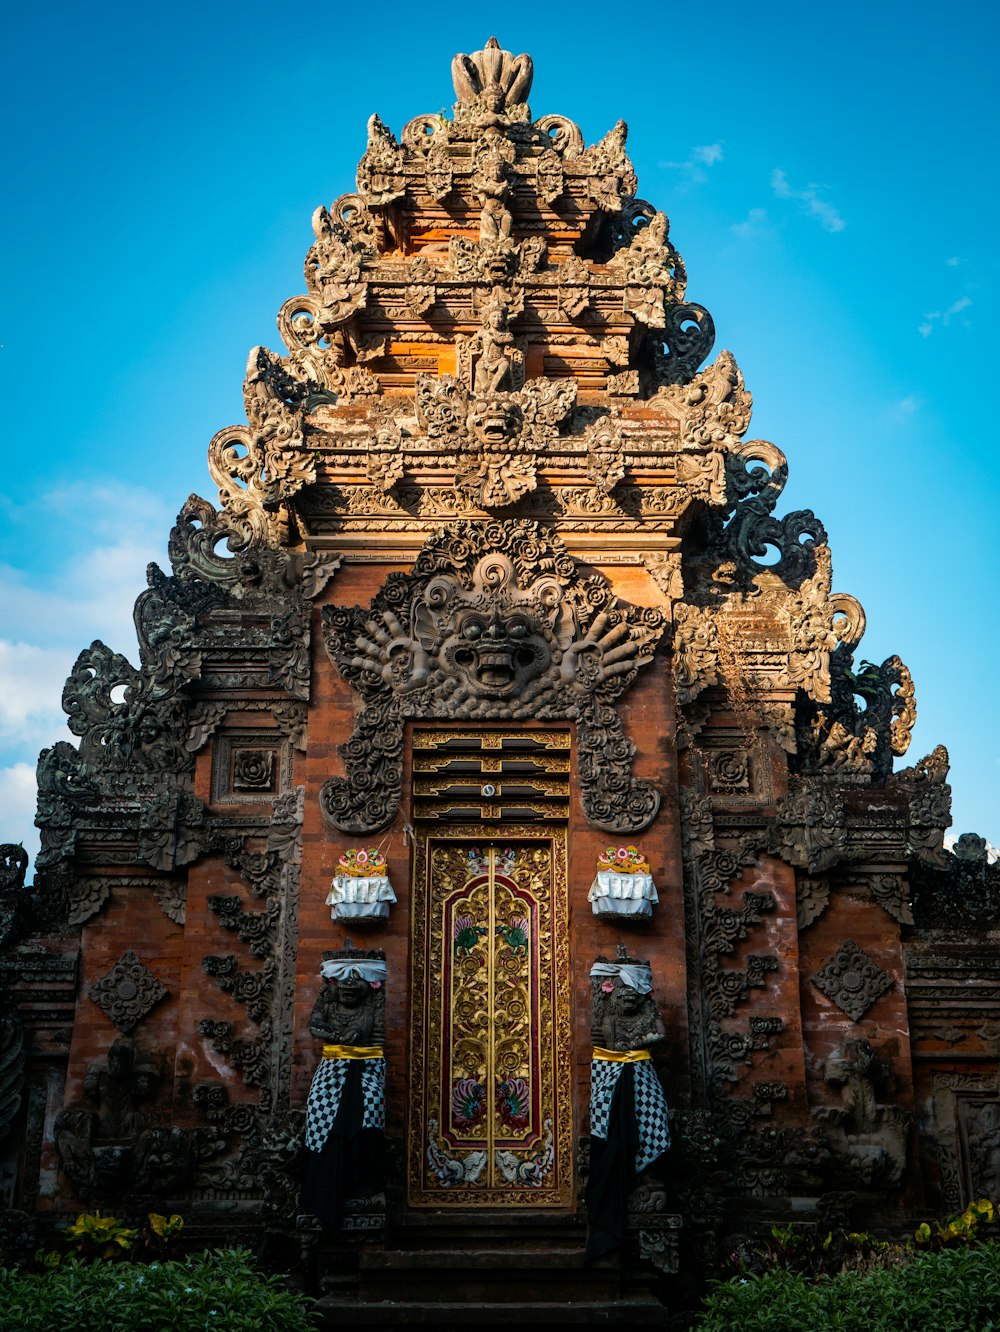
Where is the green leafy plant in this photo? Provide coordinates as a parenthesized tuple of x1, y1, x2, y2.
(0, 1249, 317, 1331)
(62, 1211, 138, 1262)
(912, 1197, 996, 1250)
(141, 1211, 184, 1259)
(697, 1241, 1000, 1331)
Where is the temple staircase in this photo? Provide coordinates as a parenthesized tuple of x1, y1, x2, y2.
(312, 1211, 667, 1327)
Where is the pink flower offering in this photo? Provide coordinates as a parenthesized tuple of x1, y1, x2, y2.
(601, 980, 615, 994)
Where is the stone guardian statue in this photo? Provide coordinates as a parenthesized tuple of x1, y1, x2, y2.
(586, 949, 670, 1260)
(301, 944, 387, 1227)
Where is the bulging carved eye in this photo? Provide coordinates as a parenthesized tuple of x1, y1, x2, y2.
(463, 622, 483, 640)
(507, 619, 528, 639)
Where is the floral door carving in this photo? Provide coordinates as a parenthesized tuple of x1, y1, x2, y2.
(407, 832, 572, 1207)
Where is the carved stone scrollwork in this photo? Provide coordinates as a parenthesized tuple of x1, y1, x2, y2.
(912, 831, 1000, 931)
(320, 521, 664, 834)
(356, 114, 406, 207)
(583, 120, 637, 212)
(681, 351, 754, 447)
(650, 304, 716, 385)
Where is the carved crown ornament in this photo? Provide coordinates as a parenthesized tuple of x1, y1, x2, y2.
(320, 521, 665, 835)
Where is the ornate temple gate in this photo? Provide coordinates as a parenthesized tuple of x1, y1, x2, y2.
(407, 730, 573, 1208)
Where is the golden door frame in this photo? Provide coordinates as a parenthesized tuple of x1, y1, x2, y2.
(407, 825, 573, 1208)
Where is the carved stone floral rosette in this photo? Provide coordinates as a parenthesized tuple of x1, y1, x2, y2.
(320, 521, 665, 835)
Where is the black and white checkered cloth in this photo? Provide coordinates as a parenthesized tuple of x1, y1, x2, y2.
(590, 1057, 670, 1171)
(305, 1056, 386, 1152)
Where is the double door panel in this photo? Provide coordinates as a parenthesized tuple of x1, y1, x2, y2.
(407, 830, 572, 1207)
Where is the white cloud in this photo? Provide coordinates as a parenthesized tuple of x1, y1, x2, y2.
(770, 168, 845, 233)
(730, 207, 773, 240)
(0, 763, 39, 865)
(0, 483, 174, 658)
(945, 256, 965, 266)
(692, 144, 724, 167)
(0, 642, 75, 747)
(918, 295, 973, 336)
(660, 144, 724, 183)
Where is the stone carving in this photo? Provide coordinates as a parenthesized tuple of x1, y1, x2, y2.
(88, 952, 168, 1033)
(584, 120, 637, 212)
(891, 745, 952, 866)
(810, 940, 894, 1022)
(813, 1040, 910, 1188)
(796, 876, 831, 930)
(0, 1018, 24, 1144)
(302, 945, 387, 1227)
(232, 749, 276, 792)
(54, 1039, 205, 1201)
(451, 36, 533, 122)
(415, 373, 574, 509)
(321, 521, 664, 834)
(356, 114, 406, 206)
(912, 831, 1000, 931)
(587, 948, 670, 1259)
(468, 290, 517, 394)
(769, 784, 847, 875)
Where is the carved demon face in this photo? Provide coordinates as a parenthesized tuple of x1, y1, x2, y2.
(439, 605, 551, 698)
(466, 396, 521, 453)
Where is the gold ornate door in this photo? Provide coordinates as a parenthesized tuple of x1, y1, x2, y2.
(408, 831, 572, 1207)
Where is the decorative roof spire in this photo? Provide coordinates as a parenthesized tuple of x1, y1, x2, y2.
(451, 36, 533, 115)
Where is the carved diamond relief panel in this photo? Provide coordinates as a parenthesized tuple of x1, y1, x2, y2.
(88, 951, 168, 1032)
(810, 939, 894, 1022)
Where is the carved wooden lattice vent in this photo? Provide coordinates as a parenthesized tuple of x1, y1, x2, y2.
(411, 728, 571, 823)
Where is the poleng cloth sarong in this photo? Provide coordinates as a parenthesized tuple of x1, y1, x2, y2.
(586, 1049, 670, 1261)
(304, 1046, 385, 1153)
(589, 1050, 670, 1171)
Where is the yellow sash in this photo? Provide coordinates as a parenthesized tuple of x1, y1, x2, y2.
(592, 1047, 651, 1063)
(322, 1044, 384, 1060)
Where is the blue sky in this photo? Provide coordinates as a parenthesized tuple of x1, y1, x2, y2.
(1, 1, 997, 860)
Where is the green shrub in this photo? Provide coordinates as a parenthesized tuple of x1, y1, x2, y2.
(696, 1241, 1000, 1331)
(0, 1248, 317, 1331)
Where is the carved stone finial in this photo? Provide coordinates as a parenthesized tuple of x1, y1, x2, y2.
(451, 37, 533, 113)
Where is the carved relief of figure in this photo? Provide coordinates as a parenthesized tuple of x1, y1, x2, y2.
(812, 1039, 910, 1188)
(474, 135, 513, 245)
(54, 1039, 162, 1199)
(471, 295, 515, 394)
(586, 948, 670, 1260)
(301, 944, 387, 1227)
(967, 1103, 1000, 1202)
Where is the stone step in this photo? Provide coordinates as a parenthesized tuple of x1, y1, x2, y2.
(358, 1246, 619, 1303)
(313, 1296, 666, 1328)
